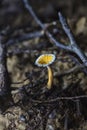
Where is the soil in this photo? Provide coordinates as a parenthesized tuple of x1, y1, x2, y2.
(0, 0, 87, 130)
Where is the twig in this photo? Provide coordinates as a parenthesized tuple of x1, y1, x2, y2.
(75, 99, 81, 116)
(6, 30, 44, 46)
(58, 12, 87, 66)
(22, 0, 87, 71)
(22, 0, 72, 51)
(12, 78, 28, 85)
(56, 65, 85, 76)
(31, 95, 87, 104)
(64, 110, 68, 130)
(7, 49, 38, 56)
(6, 21, 57, 46)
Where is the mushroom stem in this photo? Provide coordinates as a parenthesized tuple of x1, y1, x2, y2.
(47, 66, 53, 89)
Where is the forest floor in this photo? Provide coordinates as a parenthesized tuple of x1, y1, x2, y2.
(0, 0, 87, 130)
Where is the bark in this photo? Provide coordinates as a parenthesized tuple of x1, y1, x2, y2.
(0, 35, 12, 110)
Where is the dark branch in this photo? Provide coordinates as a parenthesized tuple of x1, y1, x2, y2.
(58, 12, 87, 66)
(6, 21, 57, 46)
(22, 0, 87, 70)
(0, 33, 13, 110)
(22, 0, 72, 51)
(0, 35, 11, 96)
(6, 30, 44, 46)
(31, 95, 87, 104)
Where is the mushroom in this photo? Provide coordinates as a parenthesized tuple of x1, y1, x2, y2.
(35, 54, 55, 89)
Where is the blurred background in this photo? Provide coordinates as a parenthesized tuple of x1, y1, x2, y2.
(0, 0, 87, 29)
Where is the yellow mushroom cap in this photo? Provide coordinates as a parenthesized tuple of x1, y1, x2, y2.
(35, 54, 55, 67)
